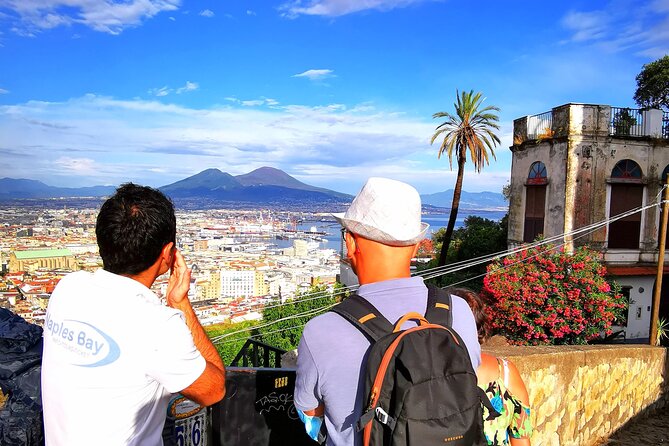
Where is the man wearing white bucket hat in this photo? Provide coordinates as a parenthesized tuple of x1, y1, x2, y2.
(294, 177, 481, 445)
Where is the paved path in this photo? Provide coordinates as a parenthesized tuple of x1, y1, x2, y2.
(599, 405, 669, 445)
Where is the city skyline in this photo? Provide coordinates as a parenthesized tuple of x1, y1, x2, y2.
(0, 0, 667, 194)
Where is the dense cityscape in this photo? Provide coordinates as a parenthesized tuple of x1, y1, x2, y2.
(0, 205, 343, 328)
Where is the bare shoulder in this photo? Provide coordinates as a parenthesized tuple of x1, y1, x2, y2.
(504, 358, 530, 405)
(476, 353, 499, 386)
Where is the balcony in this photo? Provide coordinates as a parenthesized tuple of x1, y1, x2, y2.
(513, 104, 668, 144)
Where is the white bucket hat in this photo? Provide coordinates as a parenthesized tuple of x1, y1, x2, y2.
(334, 177, 429, 246)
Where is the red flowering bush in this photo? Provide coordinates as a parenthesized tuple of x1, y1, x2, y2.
(481, 244, 627, 345)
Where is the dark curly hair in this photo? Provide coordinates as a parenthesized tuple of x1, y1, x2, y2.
(96, 183, 176, 275)
(446, 287, 491, 344)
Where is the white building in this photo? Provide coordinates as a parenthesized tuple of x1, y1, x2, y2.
(220, 269, 256, 299)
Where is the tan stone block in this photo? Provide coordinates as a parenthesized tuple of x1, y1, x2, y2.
(604, 421, 611, 435)
(534, 411, 546, 430)
(584, 401, 595, 421)
(565, 415, 577, 440)
(544, 417, 560, 439)
(543, 396, 557, 418)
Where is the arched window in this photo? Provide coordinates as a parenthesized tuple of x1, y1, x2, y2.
(608, 159, 643, 249)
(662, 165, 669, 183)
(612, 159, 642, 179)
(527, 161, 548, 185)
(524, 162, 548, 242)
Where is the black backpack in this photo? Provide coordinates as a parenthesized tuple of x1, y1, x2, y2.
(330, 285, 498, 446)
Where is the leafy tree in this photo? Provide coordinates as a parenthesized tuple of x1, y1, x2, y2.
(431, 90, 501, 266)
(612, 108, 637, 136)
(634, 55, 669, 111)
(205, 320, 259, 365)
(419, 215, 507, 291)
(258, 283, 341, 352)
(205, 284, 344, 366)
(501, 182, 511, 202)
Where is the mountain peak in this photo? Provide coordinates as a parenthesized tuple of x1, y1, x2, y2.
(160, 168, 241, 192)
(235, 166, 307, 188)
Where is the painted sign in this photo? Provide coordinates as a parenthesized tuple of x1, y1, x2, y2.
(166, 395, 207, 446)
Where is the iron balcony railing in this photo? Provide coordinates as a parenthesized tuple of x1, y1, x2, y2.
(231, 338, 286, 368)
(527, 110, 553, 140)
(610, 107, 644, 137)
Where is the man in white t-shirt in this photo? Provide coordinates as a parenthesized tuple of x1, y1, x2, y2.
(41, 183, 226, 446)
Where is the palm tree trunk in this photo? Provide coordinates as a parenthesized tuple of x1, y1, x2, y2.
(438, 156, 466, 267)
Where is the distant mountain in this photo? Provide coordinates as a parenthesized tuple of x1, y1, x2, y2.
(236, 166, 306, 188)
(421, 190, 507, 210)
(160, 169, 241, 194)
(0, 170, 507, 211)
(159, 167, 352, 204)
(0, 178, 115, 199)
(235, 167, 350, 199)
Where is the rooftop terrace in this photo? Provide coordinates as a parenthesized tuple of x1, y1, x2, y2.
(513, 104, 668, 143)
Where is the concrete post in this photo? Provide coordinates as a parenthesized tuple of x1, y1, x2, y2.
(643, 108, 664, 137)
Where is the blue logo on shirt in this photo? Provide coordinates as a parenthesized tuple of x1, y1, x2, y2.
(46, 313, 121, 367)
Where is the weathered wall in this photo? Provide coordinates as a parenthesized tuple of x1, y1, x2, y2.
(485, 344, 669, 446)
(507, 138, 568, 245)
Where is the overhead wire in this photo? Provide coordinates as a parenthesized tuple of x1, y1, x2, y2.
(210, 301, 337, 344)
(217, 195, 661, 315)
(211, 190, 668, 345)
(417, 200, 660, 280)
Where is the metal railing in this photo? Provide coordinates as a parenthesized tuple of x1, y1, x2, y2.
(610, 107, 644, 137)
(527, 111, 553, 139)
(231, 338, 286, 368)
(663, 111, 669, 139)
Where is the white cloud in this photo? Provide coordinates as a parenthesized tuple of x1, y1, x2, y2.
(0, 94, 456, 190)
(54, 157, 97, 175)
(247, 10, 256, 16)
(561, 1, 669, 56)
(148, 81, 197, 96)
(176, 81, 198, 94)
(199, 9, 214, 18)
(169, 16, 176, 21)
(292, 69, 335, 81)
(241, 100, 264, 106)
(279, 0, 427, 18)
(1, 0, 180, 35)
(148, 86, 171, 97)
(236, 97, 280, 107)
(0, 88, 8, 94)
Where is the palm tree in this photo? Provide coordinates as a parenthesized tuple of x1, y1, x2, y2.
(431, 90, 501, 267)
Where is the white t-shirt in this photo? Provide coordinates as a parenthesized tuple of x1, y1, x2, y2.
(42, 269, 206, 446)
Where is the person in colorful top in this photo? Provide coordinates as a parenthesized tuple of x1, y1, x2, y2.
(452, 287, 532, 446)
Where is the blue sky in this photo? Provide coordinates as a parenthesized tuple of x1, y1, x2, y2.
(0, 0, 667, 195)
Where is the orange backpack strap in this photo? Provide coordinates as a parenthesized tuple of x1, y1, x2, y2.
(330, 294, 393, 342)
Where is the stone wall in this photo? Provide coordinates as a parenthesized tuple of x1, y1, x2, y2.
(484, 344, 669, 446)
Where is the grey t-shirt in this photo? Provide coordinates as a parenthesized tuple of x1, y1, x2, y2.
(294, 276, 481, 446)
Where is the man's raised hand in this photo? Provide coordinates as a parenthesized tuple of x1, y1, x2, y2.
(166, 250, 192, 308)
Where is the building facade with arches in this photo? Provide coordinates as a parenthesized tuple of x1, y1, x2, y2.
(508, 103, 669, 340)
